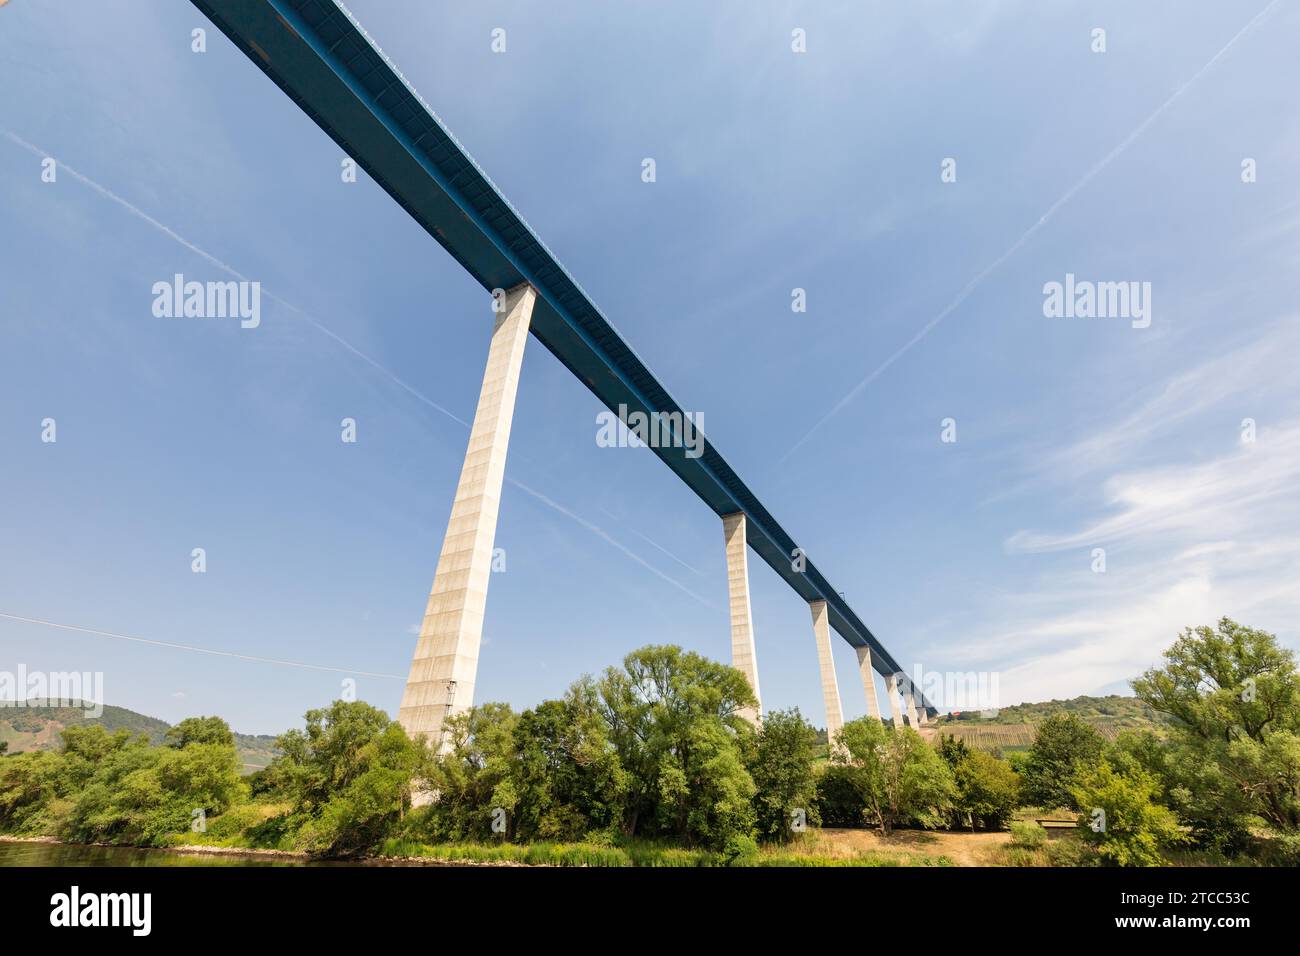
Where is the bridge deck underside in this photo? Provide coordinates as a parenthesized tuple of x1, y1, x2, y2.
(191, 0, 934, 712)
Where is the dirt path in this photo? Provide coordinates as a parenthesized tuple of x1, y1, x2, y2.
(809, 827, 1011, 866)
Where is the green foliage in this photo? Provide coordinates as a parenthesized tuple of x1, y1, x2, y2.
(269, 700, 423, 856)
(1020, 713, 1105, 809)
(936, 733, 971, 768)
(1, 704, 278, 774)
(10, 721, 248, 847)
(418, 702, 518, 842)
(1009, 820, 1046, 849)
(835, 718, 955, 833)
(950, 748, 1019, 830)
(165, 716, 234, 749)
(1133, 618, 1300, 836)
(5, 620, 1294, 866)
(1133, 618, 1297, 744)
(508, 689, 629, 842)
(414, 645, 759, 852)
(813, 762, 866, 827)
(722, 833, 759, 864)
(748, 708, 821, 842)
(1109, 730, 1251, 853)
(1070, 760, 1186, 866)
(594, 645, 757, 849)
(0, 749, 67, 834)
(938, 731, 1018, 828)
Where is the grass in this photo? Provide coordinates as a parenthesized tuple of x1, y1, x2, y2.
(380, 838, 703, 867)
(377, 834, 953, 867)
(163, 802, 296, 851)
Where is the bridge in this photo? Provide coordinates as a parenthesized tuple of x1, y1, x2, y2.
(190, 0, 938, 743)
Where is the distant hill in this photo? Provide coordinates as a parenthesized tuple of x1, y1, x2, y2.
(0, 702, 279, 772)
(2, 694, 1167, 764)
(928, 694, 1170, 752)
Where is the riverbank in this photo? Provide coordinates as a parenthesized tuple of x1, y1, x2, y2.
(0, 831, 958, 867)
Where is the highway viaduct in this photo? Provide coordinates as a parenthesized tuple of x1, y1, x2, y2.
(190, 0, 937, 746)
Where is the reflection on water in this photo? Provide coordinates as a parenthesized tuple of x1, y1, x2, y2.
(0, 839, 315, 867)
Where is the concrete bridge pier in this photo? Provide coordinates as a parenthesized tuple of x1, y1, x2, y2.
(855, 645, 883, 722)
(398, 283, 536, 751)
(884, 672, 900, 728)
(722, 512, 762, 724)
(903, 683, 922, 729)
(809, 600, 844, 753)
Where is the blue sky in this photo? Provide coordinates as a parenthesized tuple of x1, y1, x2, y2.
(2, 0, 1298, 736)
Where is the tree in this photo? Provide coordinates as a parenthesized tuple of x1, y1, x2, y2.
(1020, 713, 1104, 809)
(1109, 730, 1251, 852)
(0, 749, 66, 834)
(661, 717, 756, 852)
(836, 718, 954, 833)
(1133, 618, 1297, 745)
(294, 721, 423, 856)
(272, 700, 404, 813)
(60, 722, 244, 846)
(421, 703, 518, 842)
(271, 700, 423, 855)
(936, 733, 970, 769)
(1071, 760, 1186, 866)
(950, 749, 1020, 830)
(748, 708, 821, 842)
(1133, 618, 1300, 833)
(508, 689, 628, 842)
(419, 645, 759, 851)
(595, 645, 757, 849)
(165, 716, 234, 749)
(813, 763, 866, 828)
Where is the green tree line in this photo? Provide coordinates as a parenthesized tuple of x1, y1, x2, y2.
(2, 619, 1298, 866)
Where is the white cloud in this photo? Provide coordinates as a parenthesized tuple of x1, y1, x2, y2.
(1007, 419, 1300, 554)
(935, 341, 1300, 706)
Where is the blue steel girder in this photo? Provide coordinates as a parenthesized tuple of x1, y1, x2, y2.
(189, 0, 935, 713)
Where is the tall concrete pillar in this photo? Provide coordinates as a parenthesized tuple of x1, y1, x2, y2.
(884, 672, 900, 728)
(399, 283, 536, 750)
(855, 645, 882, 722)
(722, 512, 762, 724)
(809, 600, 844, 753)
(903, 685, 921, 729)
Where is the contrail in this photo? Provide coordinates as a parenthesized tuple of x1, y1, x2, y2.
(0, 612, 404, 679)
(1, 129, 470, 428)
(599, 505, 705, 576)
(779, 0, 1282, 463)
(508, 479, 715, 608)
(1, 130, 708, 602)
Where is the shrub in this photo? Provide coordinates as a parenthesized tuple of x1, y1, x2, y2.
(1070, 761, 1186, 867)
(1009, 820, 1046, 849)
(814, 763, 866, 827)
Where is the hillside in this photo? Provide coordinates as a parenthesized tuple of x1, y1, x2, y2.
(929, 694, 1170, 752)
(0, 702, 278, 772)
(2, 694, 1168, 764)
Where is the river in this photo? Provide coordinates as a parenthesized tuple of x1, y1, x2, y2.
(0, 839, 337, 867)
